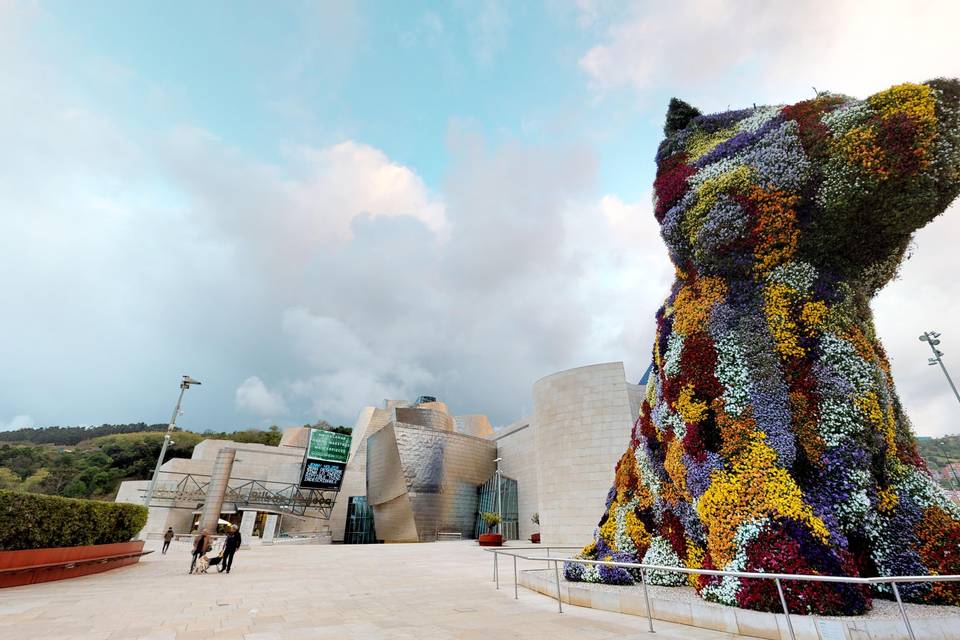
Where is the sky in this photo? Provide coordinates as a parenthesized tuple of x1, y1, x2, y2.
(2, 0, 960, 436)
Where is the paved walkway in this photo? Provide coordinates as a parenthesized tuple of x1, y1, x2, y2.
(0, 540, 744, 639)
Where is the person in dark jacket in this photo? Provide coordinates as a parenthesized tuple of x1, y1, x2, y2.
(162, 528, 174, 554)
(189, 530, 210, 574)
(219, 525, 241, 573)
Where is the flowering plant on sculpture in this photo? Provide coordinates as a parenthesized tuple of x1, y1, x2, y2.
(568, 79, 960, 614)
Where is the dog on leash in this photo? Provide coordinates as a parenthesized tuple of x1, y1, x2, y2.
(194, 555, 210, 574)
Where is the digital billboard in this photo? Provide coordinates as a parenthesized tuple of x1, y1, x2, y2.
(307, 429, 351, 463)
(298, 428, 353, 491)
(299, 459, 347, 490)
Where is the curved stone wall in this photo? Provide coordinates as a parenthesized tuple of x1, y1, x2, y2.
(533, 362, 636, 546)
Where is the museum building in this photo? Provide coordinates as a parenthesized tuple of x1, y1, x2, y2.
(118, 361, 643, 546)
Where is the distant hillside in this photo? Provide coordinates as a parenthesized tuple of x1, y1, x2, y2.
(916, 434, 960, 489)
(0, 424, 283, 500)
(0, 422, 168, 445)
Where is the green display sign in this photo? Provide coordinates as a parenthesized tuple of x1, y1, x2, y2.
(307, 429, 352, 463)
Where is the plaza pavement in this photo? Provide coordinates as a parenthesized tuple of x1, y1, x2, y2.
(0, 539, 745, 640)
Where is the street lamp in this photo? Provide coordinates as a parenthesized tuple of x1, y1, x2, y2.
(919, 331, 960, 406)
(494, 457, 503, 537)
(144, 375, 202, 507)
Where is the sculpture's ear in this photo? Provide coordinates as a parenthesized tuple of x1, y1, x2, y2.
(664, 98, 701, 136)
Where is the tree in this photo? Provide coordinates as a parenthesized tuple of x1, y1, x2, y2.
(0, 467, 20, 491)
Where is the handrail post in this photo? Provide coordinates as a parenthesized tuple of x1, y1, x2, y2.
(554, 559, 563, 613)
(890, 581, 916, 640)
(514, 554, 518, 599)
(639, 568, 654, 633)
(774, 578, 796, 640)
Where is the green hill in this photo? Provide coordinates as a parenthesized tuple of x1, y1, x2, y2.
(0, 424, 283, 500)
(916, 434, 960, 489)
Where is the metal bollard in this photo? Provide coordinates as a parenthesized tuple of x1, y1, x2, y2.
(891, 581, 916, 640)
(639, 568, 654, 634)
(514, 554, 518, 599)
(774, 578, 796, 640)
(554, 559, 563, 613)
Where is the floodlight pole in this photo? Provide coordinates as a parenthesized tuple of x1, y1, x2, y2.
(144, 376, 201, 507)
(920, 331, 960, 407)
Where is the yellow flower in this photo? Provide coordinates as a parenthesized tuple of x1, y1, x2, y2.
(626, 510, 652, 550)
(763, 282, 805, 358)
(698, 432, 831, 567)
(664, 437, 691, 501)
(685, 126, 740, 161)
(800, 300, 828, 334)
(838, 126, 888, 178)
(672, 276, 728, 335)
(685, 542, 705, 588)
(854, 390, 898, 455)
(676, 384, 708, 424)
(869, 83, 936, 128)
(877, 487, 899, 513)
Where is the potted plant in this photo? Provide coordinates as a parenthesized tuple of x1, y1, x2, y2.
(530, 512, 540, 543)
(478, 511, 502, 546)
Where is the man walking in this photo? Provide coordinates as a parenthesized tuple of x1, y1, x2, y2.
(162, 527, 174, 555)
(189, 530, 210, 574)
(219, 525, 242, 574)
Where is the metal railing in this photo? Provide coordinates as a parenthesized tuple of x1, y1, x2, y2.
(485, 547, 960, 640)
(138, 471, 338, 517)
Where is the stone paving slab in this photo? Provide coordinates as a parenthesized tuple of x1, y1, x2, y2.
(1, 540, 743, 639)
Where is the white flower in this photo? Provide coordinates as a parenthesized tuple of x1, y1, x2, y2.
(642, 536, 687, 586)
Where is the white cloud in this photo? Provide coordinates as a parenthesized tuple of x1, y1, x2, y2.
(0, 415, 35, 432)
(467, 0, 511, 66)
(874, 201, 960, 437)
(580, 1, 960, 110)
(235, 377, 288, 418)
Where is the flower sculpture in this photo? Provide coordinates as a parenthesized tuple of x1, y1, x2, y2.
(568, 79, 960, 615)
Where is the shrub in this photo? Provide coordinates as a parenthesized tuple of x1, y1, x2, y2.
(480, 511, 501, 532)
(0, 489, 147, 550)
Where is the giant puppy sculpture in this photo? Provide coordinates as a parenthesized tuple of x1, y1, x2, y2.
(569, 80, 960, 614)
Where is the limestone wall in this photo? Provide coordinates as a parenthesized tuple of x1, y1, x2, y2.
(532, 362, 633, 546)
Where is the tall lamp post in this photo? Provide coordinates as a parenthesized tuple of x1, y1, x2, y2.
(920, 331, 960, 406)
(920, 331, 960, 493)
(144, 375, 202, 507)
(494, 457, 503, 536)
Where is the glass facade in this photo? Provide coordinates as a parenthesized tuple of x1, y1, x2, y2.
(344, 496, 378, 544)
(474, 474, 519, 539)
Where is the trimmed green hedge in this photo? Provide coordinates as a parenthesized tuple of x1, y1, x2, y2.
(0, 489, 147, 551)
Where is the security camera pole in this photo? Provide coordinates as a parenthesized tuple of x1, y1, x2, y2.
(919, 331, 960, 406)
(144, 375, 202, 507)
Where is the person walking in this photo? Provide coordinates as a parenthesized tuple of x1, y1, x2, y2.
(218, 525, 242, 574)
(189, 530, 210, 574)
(162, 527, 174, 555)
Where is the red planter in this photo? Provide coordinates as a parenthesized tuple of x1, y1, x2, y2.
(530, 533, 541, 543)
(0, 540, 148, 588)
(478, 533, 503, 547)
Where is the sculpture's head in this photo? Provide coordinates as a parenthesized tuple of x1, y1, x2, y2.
(654, 79, 960, 292)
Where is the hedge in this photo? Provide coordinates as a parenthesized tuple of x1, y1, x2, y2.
(0, 489, 147, 551)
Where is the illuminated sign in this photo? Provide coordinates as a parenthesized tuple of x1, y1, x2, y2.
(299, 459, 347, 490)
(299, 428, 353, 491)
(307, 429, 352, 463)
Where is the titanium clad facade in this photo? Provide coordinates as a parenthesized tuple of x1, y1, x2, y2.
(367, 420, 497, 542)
